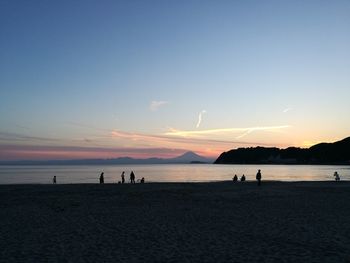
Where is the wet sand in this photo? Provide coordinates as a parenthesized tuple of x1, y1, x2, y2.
(0, 181, 350, 262)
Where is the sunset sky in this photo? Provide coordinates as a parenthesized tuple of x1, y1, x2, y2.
(1, 0, 350, 160)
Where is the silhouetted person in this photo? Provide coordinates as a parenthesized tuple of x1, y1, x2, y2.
(130, 171, 135, 184)
(334, 171, 340, 182)
(100, 172, 104, 184)
(256, 169, 262, 186)
(240, 174, 246, 182)
(53, 176, 56, 184)
(233, 174, 238, 182)
(141, 177, 145, 183)
(121, 171, 125, 184)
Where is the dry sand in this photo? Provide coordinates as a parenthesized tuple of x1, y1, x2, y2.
(0, 181, 350, 263)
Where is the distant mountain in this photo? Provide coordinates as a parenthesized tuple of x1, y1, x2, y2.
(0, 151, 214, 165)
(214, 137, 350, 165)
(171, 151, 212, 163)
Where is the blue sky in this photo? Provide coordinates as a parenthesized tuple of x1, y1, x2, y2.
(1, 0, 350, 160)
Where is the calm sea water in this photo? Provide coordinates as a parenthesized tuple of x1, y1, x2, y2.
(0, 164, 349, 184)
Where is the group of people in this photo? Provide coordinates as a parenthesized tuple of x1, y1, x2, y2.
(232, 169, 262, 186)
(232, 174, 245, 182)
(99, 171, 145, 184)
(52, 172, 145, 184)
(232, 170, 341, 185)
(334, 171, 341, 181)
(119, 171, 144, 184)
(52, 169, 342, 184)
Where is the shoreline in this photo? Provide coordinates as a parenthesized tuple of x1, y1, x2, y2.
(0, 180, 349, 186)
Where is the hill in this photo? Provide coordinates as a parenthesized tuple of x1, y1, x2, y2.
(214, 137, 350, 165)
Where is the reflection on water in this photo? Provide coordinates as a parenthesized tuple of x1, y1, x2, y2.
(0, 164, 349, 184)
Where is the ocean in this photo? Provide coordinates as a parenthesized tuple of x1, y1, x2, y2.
(0, 164, 349, 184)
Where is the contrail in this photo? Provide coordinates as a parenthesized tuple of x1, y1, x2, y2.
(150, 101, 168, 111)
(196, 110, 207, 128)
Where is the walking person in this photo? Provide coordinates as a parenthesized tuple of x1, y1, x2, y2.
(53, 176, 56, 184)
(99, 172, 104, 184)
(130, 171, 135, 184)
(121, 171, 125, 184)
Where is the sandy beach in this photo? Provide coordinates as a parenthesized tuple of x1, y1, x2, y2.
(0, 181, 349, 262)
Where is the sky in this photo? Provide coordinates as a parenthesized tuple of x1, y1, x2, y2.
(0, 0, 350, 160)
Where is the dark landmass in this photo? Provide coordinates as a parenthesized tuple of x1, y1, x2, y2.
(0, 151, 214, 165)
(215, 137, 350, 165)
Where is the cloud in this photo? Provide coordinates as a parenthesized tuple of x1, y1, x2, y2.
(110, 129, 282, 146)
(150, 101, 168, 111)
(109, 129, 288, 157)
(0, 131, 59, 142)
(0, 144, 189, 161)
(235, 130, 253, 139)
(196, 110, 207, 128)
(66, 121, 111, 132)
(165, 125, 290, 138)
(0, 126, 290, 161)
(283, 107, 292, 113)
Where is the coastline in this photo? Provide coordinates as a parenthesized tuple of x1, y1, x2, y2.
(1, 164, 349, 184)
(0, 180, 349, 187)
(1, 181, 349, 262)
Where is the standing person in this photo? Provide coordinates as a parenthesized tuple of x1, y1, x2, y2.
(130, 171, 135, 184)
(240, 174, 246, 182)
(334, 171, 340, 182)
(121, 171, 125, 184)
(100, 172, 104, 184)
(256, 169, 262, 186)
(53, 176, 56, 184)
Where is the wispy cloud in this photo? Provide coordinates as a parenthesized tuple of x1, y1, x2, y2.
(111, 129, 284, 146)
(66, 121, 111, 132)
(283, 107, 292, 113)
(0, 126, 290, 161)
(109, 128, 288, 158)
(165, 125, 290, 138)
(150, 101, 168, 111)
(0, 129, 109, 148)
(196, 110, 207, 128)
(0, 131, 59, 142)
(0, 144, 188, 161)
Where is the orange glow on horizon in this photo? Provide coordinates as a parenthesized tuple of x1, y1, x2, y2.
(1, 128, 346, 161)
